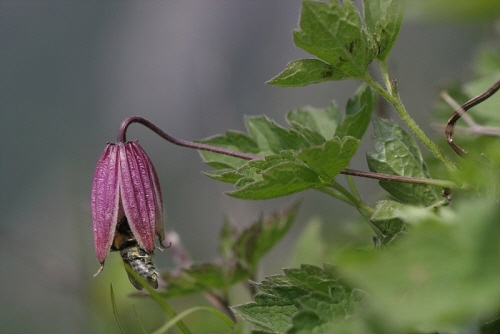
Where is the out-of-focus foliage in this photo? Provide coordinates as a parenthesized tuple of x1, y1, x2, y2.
(407, 0, 500, 21)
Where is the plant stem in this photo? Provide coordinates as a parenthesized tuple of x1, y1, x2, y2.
(445, 78, 500, 156)
(118, 116, 260, 161)
(119, 116, 458, 188)
(203, 292, 236, 323)
(363, 75, 457, 173)
(316, 187, 357, 206)
(151, 307, 234, 334)
(345, 172, 362, 199)
(125, 265, 192, 334)
(341, 168, 456, 188)
(329, 182, 374, 218)
(378, 61, 392, 94)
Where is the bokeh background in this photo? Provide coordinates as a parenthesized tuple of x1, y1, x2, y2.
(1, 1, 499, 333)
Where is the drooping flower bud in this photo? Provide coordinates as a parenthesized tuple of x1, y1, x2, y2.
(91, 141, 165, 283)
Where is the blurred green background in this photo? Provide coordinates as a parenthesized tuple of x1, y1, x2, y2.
(1, 1, 498, 333)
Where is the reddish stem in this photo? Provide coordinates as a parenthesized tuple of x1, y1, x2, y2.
(118, 116, 456, 188)
(118, 116, 262, 161)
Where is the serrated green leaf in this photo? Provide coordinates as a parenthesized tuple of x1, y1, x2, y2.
(292, 0, 376, 79)
(363, 0, 389, 30)
(232, 265, 358, 333)
(337, 198, 500, 332)
(363, 0, 405, 61)
(232, 156, 288, 189)
(367, 117, 439, 206)
(298, 136, 360, 182)
(369, 200, 407, 245)
(287, 311, 329, 334)
(230, 161, 321, 199)
(234, 202, 300, 269)
(295, 290, 359, 324)
(286, 123, 326, 147)
(287, 103, 341, 142)
(235, 151, 296, 189)
(229, 154, 322, 200)
(198, 131, 260, 169)
(233, 276, 308, 333)
(233, 301, 298, 333)
(246, 116, 310, 155)
(267, 59, 342, 87)
(203, 168, 243, 184)
(283, 265, 341, 295)
(335, 85, 377, 140)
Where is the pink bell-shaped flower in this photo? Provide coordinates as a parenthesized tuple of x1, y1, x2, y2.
(91, 141, 165, 276)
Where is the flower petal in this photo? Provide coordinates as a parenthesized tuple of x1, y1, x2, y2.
(91, 143, 120, 264)
(140, 144, 165, 245)
(119, 142, 159, 252)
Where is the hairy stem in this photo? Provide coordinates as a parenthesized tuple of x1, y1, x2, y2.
(364, 76, 457, 173)
(119, 116, 458, 188)
(118, 116, 260, 161)
(379, 61, 392, 94)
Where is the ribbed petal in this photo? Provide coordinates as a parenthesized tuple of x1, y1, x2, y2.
(140, 145, 165, 244)
(91, 143, 120, 264)
(119, 142, 159, 252)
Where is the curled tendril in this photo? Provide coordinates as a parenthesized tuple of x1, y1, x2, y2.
(445, 79, 500, 157)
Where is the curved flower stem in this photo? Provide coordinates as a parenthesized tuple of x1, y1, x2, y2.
(119, 116, 458, 188)
(363, 75, 457, 173)
(118, 116, 261, 161)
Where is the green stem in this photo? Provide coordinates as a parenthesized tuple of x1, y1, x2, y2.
(110, 284, 126, 334)
(151, 307, 234, 334)
(345, 173, 362, 199)
(324, 182, 374, 218)
(316, 187, 356, 207)
(427, 198, 451, 210)
(364, 75, 456, 173)
(124, 265, 192, 334)
(379, 61, 392, 94)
